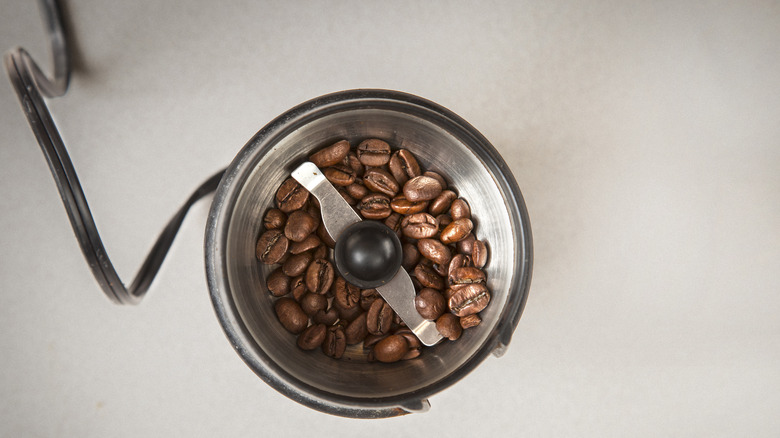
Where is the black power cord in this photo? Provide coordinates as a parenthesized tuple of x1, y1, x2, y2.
(4, 0, 226, 304)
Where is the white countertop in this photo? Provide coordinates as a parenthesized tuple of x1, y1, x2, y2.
(1, 1, 778, 436)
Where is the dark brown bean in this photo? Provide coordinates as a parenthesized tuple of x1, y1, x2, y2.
(274, 298, 308, 334)
(266, 268, 290, 297)
(343, 151, 364, 178)
(373, 335, 409, 363)
(448, 254, 472, 277)
(436, 313, 462, 341)
(305, 259, 335, 294)
(345, 182, 369, 200)
(317, 222, 336, 248)
(291, 275, 307, 301)
(282, 251, 312, 277)
(310, 139, 350, 168)
(471, 240, 488, 268)
(275, 178, 309, 213)
(403, 176, 443, 202)
(436, 214, 452, 232)
(394, 327, 422, 350)
(284, 210, 318, 243)
(415, 288, 446, 320)
(297, 323, 327, 350)
(322, 325, 347, 359)
(417, 238, 452, 266)
(313, 245, 329, 261)
(300, 292, 327, 316)
(414, 263, 445, 290)
(456, 233, 476, 255)
(338, 187, 356, 205)
(263, 208, 287, 230)
(424, 171, 447, 190)
(364, 333, 388, 350)
(388, 149, 421, 185)
(448, 284, 491, 317)
(334, 297, 363, 322)
(448, 266, 486, 288)
(433, 262, 449, 278)
(384, 212, 403, 237)
(356, 139, 391, 167)
(363, 168, 400, 197)
(333, 277, 361, 309)
(390, 195, 428, 215)
(400, 213, 439, 239)
(440, 218, 474, 244)
(356, 193, 392, 220)
(313, 306, 339, 325)
(450, 198, 471, 220)
(366, 299, 393, 335)
(256, 229, 289, 264)
(345, 312, 368, 345)
(402, 242, 421, 271)
(360, 288, 380, 311)
(324, 165, 356, 187)
(428, 190, 457, 216)
(289, 234, 322, 254)
(460, 314, 482, 329)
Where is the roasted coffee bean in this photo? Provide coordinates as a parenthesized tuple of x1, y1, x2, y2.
(448, 266, 486, 288)
(297, 323, 327, 350)
(450, 198, 471, 220)
(282, 251, 313, 277)
(436, 213, 453, 232)
(357, 193, 392, 219)
(363, 168, 400, 197)
(313, 245, 329, 261)
(356, 139, 391, 167)
(414, 288, 446, 320)
(390, 195, 428, 215)
(444, 287, 458, 301)
(440, 218, 474, 244)
(345, 312, 369, 345)
(428, 190, 457, 216)
(343, 151, 365, 177)
(345, 182, 369, 200)
(436, 313, 462, 341)
(323, 165, 355, 186)
(300, 292, 328, 316)
(456, 233, 476, 255)
(460, 314, 482, 329)
(322, 325, 347, 359)
(317, 222, 336, 248)
(263, 208, 287, 230)
(291, 275, 307, 301)
(275, 178, 309, 213)
(310, 139, 350, 168)
(338, 187, 357, 205)
(402, 348, 421, 360)
(433, 262, 449, 277)
(360, 288, 380, 311)
(471, 240, 488, 268)
(414, 263, 445, 290)
(448, 254, 472, 277)
(256, 229, 289, 264)
(305, 259, 335, 294)
(334, 298, 363, 322)
(394, 327, 422, 350)
(366, 299, 393, 335)
(274, 297, 308, 334)
(403, 175, 443, 202)
(284, 210, 318, 243)
(384, 212, 403, 237)
(289, 234, 322, 254)
(448, 284, 491, 317)
(388, 149, 421, 185)
(373, 335, 408, 363)
(364, 333, 389, 349)
(313, 306, 339, 325)
(333, 277, 361, 309)
(402, 242, 421, 271)
(266, 268, 290, 297)
(417, 238, 452, 266)
(423, 171, 447, 190)
(400, 212, 439, 239)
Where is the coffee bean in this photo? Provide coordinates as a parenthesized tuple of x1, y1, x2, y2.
(345, 182, 369, 200)
(436, 313, 462, 341)
(428, 190, 457, 216)
(338, 187, 357, 205)
(343, 151, 365, 177)
(456, 233, 476, 255)
(403, 175, 443, 202)
(364, 333, 389, 350)
(402, 348, 421, 360)
(363, 168, 400, 197)
(357, 193, 392, 219)
(471, 239, 488, 268)
(297, 323, 327, 350)
(300, 292, 328, 316)
(313, 245, 329, 261)
(334, 297, 364, 322)
(448, 284, 490, 317)
(284, 210, 318, 243)
(390, 195, 428, 215)
(394, 327, 422, 350)
(289, 234, 322, 254)
(448, 254, 472, 277)
(417, 238, 452, 266)
(414, 288, 446, 320)
(313, 306, 339, 325)
(460, 314, 482, 329)
(274, 297, 308, 334)
(275, 178, 309, 213)
(423, 171, 447, 190)
(450, 198, 471, 220)
(317, 222, 336, 248)
(333, 276, 361, 309)
(384, 212, 403, 237)
(322, 325, 347, 359)
(433, 262, 449, 278)
(266, 268, 290, 297)
(305, 258, 335, 294)
(357, 139, 391, 167)
(345, 312, 368, 345)
(402, 242, 421, 271)
(414, 263, 445, 290)
(388, 149, 421, 185)
(448, 266, 486, 288)
(366, 299, 393, 336)
(400, 212, 439, 239)
(290, 275, 307, 301)
(440, 218, 473, 244)
(256, 229, 289, 264)
(324, 165, 356, 187)
(360, 288, 380, 311)
(282, 251, 313, 277)
(310, 139, 350, 168)
(436, 213, 453, 232)
(373, 335, 409, 363)
(263, 208, 287, 230)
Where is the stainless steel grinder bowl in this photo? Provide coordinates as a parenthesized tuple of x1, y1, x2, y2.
(205, 89, 532, 418)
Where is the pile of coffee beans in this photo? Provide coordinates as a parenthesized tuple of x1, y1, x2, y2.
(255, 139, 490, 363)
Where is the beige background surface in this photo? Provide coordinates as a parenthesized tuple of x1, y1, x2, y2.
(1, 1, 778, 436)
